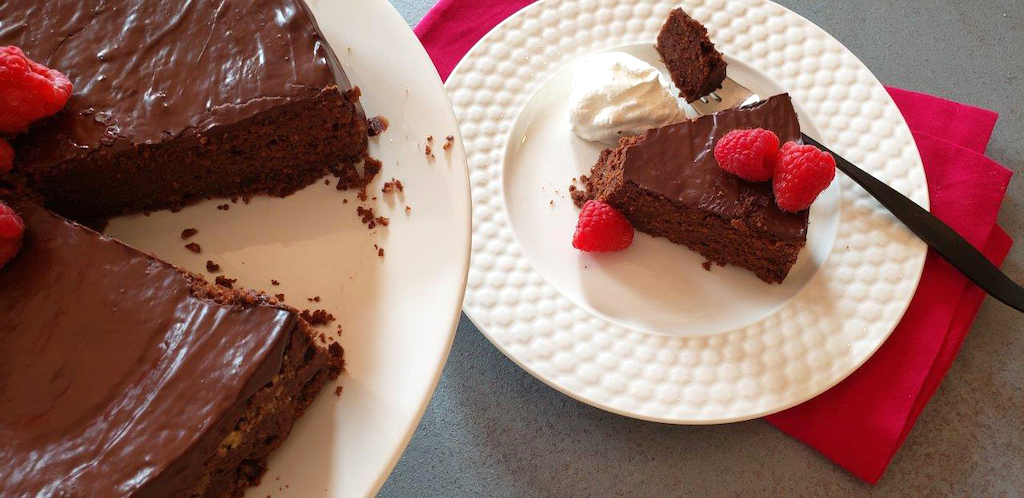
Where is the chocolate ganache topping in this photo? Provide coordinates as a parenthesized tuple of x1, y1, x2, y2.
(0, 0, 356, 168)
(0, 194, 297, 497)
(621, 93, 808, 240)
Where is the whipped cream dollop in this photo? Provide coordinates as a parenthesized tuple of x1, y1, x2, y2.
(568, 52, 685, 144)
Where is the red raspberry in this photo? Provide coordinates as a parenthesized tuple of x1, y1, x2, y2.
(0, 200, 25, 269)
(713, 128, 780, 182)
(573, 200, 634, 252)
(0, 46, 73, 135)
(773, 141, 836, 212)
(0, 139, 12, 174)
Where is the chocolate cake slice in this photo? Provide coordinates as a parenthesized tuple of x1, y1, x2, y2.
(572, 94, 808, 283)
(656, 8, 728, 102)
(0, 0, 368, 223)
(0, 193, 343, 497)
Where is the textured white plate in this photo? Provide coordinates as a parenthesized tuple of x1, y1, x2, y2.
(106, 0, 470, 496)
(449, 0, 929, 423)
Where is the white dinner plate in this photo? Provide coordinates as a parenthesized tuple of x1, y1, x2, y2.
(106, 0, 471, 495)
(449, 0, 928, 423)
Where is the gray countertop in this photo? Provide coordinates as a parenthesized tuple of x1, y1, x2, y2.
(380, 1, 1023, 495)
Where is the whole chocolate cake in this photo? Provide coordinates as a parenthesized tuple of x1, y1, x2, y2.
(0, 0, 368, 223)
(572, 94, 808, 283)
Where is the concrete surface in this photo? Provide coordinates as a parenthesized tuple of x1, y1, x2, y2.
(380, 1, 1024, 495)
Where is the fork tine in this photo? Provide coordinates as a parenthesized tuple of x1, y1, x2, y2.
(688, 77, 759, 116)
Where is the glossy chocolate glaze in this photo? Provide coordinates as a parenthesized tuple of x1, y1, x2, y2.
(0, 0, 356, 168)
(0, 194, 296, 497)
(622, 94, 808, 240)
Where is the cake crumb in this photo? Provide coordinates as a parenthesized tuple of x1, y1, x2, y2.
(381, 178, 404, 194)
(181, 228, 198, 239)
(185, 242, 202, 253)
(271, 279, 280, 286)
(357, 206, 374, 227)
(215, 276, 237, 288)
(550, 200, 554, 206)
(242, 195, 252, 204)
(363, 155, 383, 182)
(425, 135, 435, 159)
(307, 296, 321, 303)
(206, 260, 220, 273)
(335, 152, 382, 190)
(274, 293, 285, 301)
(329, 342, 342, 357)
(356, 206, 388, 229)
(343, 198, 349, 204)
(217, 203, 230, 211)
(300, 309, 335, 326)
(702, 261, 712, 271)
(443, 135, 454, 151)
(231, 196, 239, 204)
(324, 179, 331, 185)
(357, 186, 368, 202)
(378, 247, 385, 257)
(334, 386, 344, 397)
(367, 115, 389, 137)
(405, 205, 412, 215)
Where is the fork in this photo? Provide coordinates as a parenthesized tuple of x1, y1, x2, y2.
(690, 78, 1024, 313)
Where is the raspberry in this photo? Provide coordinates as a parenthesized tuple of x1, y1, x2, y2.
(0, 200, 25, 269)
(0, 46, 73, 135)
(0, 139, 12, 174)
(713, 128, 780, 182)
(573, 200, 634, 252)
(772, 141, 836, 212)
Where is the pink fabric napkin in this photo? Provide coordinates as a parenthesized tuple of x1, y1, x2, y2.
(415, 0, 1015, 484)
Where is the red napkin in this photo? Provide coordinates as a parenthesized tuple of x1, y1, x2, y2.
(415, 0, 1015, 484)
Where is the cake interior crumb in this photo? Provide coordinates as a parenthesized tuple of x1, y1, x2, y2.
(300, 309, 335, 326)
(214, 275, 236, 288)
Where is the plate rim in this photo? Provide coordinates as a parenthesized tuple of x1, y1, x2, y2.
(450, 0, 929, 424)
(308, 0, 473, 493)
(356, 2, 473, 494)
